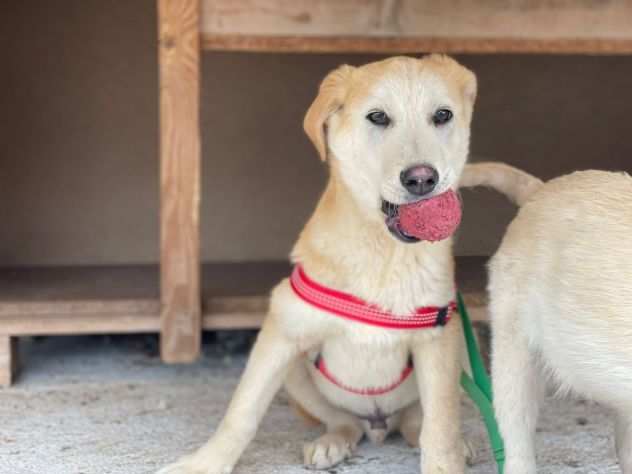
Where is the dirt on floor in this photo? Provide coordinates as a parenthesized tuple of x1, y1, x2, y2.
(0, 335, 621, 474)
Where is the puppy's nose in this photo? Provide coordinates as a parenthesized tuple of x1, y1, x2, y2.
(400, 164, 439, 196)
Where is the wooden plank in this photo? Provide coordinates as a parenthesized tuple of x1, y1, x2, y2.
(201, 35, 632, 54)
(0, 300, 159, 319)
(158, 0, 202, 363)
(200, 0, 632, 54)
(201, 0, 632, 39)
(0, 313, 159, 336)
(203, 312, 265, 330)
(0, 336, 18, 387)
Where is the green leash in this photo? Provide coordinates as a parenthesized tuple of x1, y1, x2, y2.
(458, 292, 505, 473)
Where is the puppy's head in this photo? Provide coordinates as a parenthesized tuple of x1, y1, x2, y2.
(304, 55, 477, 239)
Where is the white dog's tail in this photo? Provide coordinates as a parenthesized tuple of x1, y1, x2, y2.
(459, 162, 544, 207)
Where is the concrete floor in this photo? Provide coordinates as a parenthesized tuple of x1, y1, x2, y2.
(0, 335, 621, 474)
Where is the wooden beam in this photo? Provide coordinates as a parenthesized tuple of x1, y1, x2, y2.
(0, 312, 159, 336)
(200, 0, 632, 54)
(201, 0, 632, 39)
(202, 312, 265, 330)
(158, 0, 202, 363)
(201, 35, 632, 55)
(0, 336, 18, 387)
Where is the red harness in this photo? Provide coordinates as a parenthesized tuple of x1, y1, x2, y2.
(290, 265, 457, 396)
(290, 265, 456, 329)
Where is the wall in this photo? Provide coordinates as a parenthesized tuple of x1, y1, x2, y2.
(1, 1, 631, 266)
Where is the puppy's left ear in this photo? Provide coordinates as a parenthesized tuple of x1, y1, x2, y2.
(456, 65, 477, 115)
(304, 64, 354, 161)
(448, 59, 477, 119)
(425, 55, 477, 118)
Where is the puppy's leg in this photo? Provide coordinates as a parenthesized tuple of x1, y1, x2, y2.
(285, 361, 363, 469)
(413, 318, 466, 474)
(615, 411, 632, 473)
(398, 402, 476, 464)
(158, 317, 302, 474)
(490, 298, 540, 474)
(399, 402, 422, 447)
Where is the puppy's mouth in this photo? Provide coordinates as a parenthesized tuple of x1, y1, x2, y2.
(381, 190, 463, 244)
(381, 199, 421, 244)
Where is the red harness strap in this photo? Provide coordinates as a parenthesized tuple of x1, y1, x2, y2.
(290, 265, 457, 396)
(290, 265, 456, 329)
(314, 354, 414, 396)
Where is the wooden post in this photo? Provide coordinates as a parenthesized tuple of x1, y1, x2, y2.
(0, 336, 18, 387)
(158, 0, 202, 363)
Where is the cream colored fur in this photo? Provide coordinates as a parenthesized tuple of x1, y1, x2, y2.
(158, 55, 478, 474)
(461, 163, 632, 473)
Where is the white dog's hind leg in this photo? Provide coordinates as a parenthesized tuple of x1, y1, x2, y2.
(490, 294, 541, 474)
(285, 361, 363, 470)
(616, 411, 632, 473)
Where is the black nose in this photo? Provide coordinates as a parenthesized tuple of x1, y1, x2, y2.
(400, 165, 439, 196)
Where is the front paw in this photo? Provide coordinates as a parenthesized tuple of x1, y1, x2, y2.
(420, 447, 466, 474)
(303, 433, 353, 470)
(157, 454, 234, 474)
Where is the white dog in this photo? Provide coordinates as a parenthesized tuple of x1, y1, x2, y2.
(462, 163, 632, 473)
(159, 55, 478, 474)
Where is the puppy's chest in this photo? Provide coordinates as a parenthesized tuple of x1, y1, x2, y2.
(344, 264, 454, 314)
(305, 335, 419, 418)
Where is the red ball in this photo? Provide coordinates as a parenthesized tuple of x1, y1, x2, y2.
(398, 190, 462, 242)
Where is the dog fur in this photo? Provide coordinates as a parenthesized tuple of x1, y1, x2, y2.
(158, 55, 478, 474)
(461, 163, 632, 473)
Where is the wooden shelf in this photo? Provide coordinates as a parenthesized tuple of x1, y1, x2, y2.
(0, 258, 488, 336)
(0, 265, 160, 336)
(200, 0, 632, 54)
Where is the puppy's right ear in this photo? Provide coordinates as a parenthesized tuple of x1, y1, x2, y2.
(303, 65, 354, 161)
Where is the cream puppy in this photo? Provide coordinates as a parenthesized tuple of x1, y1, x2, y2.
(462, 163, 632, 473)
(159, 55, 477, 474)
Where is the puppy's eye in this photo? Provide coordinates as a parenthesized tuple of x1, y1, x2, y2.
(432, 108, 453, 126)
(366, 110, 391, 126)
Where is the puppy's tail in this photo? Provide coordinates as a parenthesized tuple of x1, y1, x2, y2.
(459, 162, 544, 207)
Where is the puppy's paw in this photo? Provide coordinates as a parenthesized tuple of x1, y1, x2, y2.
(157, 454, 234, 474)
(365, 428, 388, 446)
(303, 433, 352, 470)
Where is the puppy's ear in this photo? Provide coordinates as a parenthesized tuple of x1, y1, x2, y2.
(456, 65, 477, 110)
(425, 55, 477, 116)
(304, 65, 354, 161)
